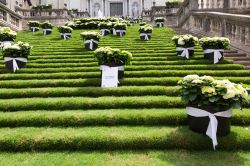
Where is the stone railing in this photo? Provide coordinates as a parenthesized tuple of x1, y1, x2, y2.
(142, 6, 179, 26)
(16, 8, 71, 19)
(177, 0, 250, 46)
(0, 3, 22, 30)
(16, 8, 73, 27)
(190, 12, 250, 45)
(198, 0, 250, 9)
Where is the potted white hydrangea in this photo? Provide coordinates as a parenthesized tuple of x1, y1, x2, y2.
(179, 75, 248, 149)
(0, 27, 17, 47)
(114, 23, 127, 37)
(80, 32, 101, 50)
(58, 26, 73, 39)
(99, 22, 112, 36)
(3, 41, 31, 72)
(27, 21, 40, 32)
(94, 47, 133, 79)
(154, 17, 166, 27)
(40, 22, 53, 35)
(172, 34, 198, 59)
(199, 37, 230, 64)
(139, 24, 153, 40)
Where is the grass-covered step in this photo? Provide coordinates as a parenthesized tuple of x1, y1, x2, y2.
(0, 126, 249, 151)
(28, 56, 210, 64)
(0, 86, 180, 99)
(0, 109, 249, 127)
(0, 96, 182, 111)
(1, 96, 250, 112)
(0, 77, 249, 88)
(27, 52, 205, 60)
(0, 64, 241, 74)
(0, 150, 249, 166)
(1, 70, 249, 80)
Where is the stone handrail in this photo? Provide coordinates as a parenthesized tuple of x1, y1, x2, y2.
(199, 0, 250, 9)
(190, 12, 250, 44)
(16, 8, 71, 19)
(142, 6, 179, 22)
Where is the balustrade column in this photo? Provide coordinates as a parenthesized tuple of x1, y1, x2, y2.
(214, 0, 218, 8)
(245, 27, 250, 44)
(246, 0, 250, 8)
(236, 25, 241, 42)
(240, 27, 246, 43)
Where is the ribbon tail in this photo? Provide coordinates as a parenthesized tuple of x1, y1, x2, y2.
(90, 40, 93, 50)
(206, 115, 218, 150)
(214, 51, 222, 64)
(12, 59, 19, 72)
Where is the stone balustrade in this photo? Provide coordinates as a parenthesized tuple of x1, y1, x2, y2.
(16, 8, 71, 19)
(177, 0, 250, 46)
(198, 0, 250, 9)
(15, 8, 74, 28)
(142, 6, 179, 26)
(191, 12, 250, 45)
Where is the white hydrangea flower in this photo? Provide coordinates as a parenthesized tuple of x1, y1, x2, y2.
(178, 38, 185, 46)
(192, 79, 203, 84)
(201, 86, 216, 94)
(183, 74, 199, 81)
(223, 89, 236, 99)
(200, 76, 214, 82)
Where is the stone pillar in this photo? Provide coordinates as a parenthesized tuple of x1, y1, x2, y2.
(246, 27, 250, 44)
(103, 0, 105, 16)
(190, 0, 199, 9)
(246, 0, 250, 8)
(236, 25, 241, 42)
(127, 0, 129, 16)
(224, 0, 229, 8)
(221, 19, 226, 36)
(200, 0, 204, 9)
(88, 0, 91, 16)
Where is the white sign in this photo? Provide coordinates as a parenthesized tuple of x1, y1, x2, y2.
(101, 66, 119, 88)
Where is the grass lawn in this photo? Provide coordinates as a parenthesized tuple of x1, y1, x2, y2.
(0, 150, 250, 166)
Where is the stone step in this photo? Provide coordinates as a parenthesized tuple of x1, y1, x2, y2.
(234, 61, 250, 66)
(224, 53, 247, 58)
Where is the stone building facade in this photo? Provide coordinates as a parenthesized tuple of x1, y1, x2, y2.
(0, 0, 31, 30)
(32, 0, 166, 17)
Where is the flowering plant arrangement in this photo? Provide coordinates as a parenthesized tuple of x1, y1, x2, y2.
(139, 25, 153, 33)
(172, 34, 198, 47)
(199, 37, 230, 50)
(94, 47, 133, 65)
(32, 4, 52, 10)
(2, 41, 31, 58)
(154, 17, 166, 23)
(0, 27, 17, 42)
(178, 75, 248, 109)
(40, 22, 53, 29)
(114, 23, 127, 30)
(98, 22, 112, 29)
(58, 26, 73, 33)
(80, 32, 101, 40)
(27, 21, 40, 28)
(139, 22, 147, 26)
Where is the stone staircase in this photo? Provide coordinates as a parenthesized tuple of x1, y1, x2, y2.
(173, 27, 250, 69)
